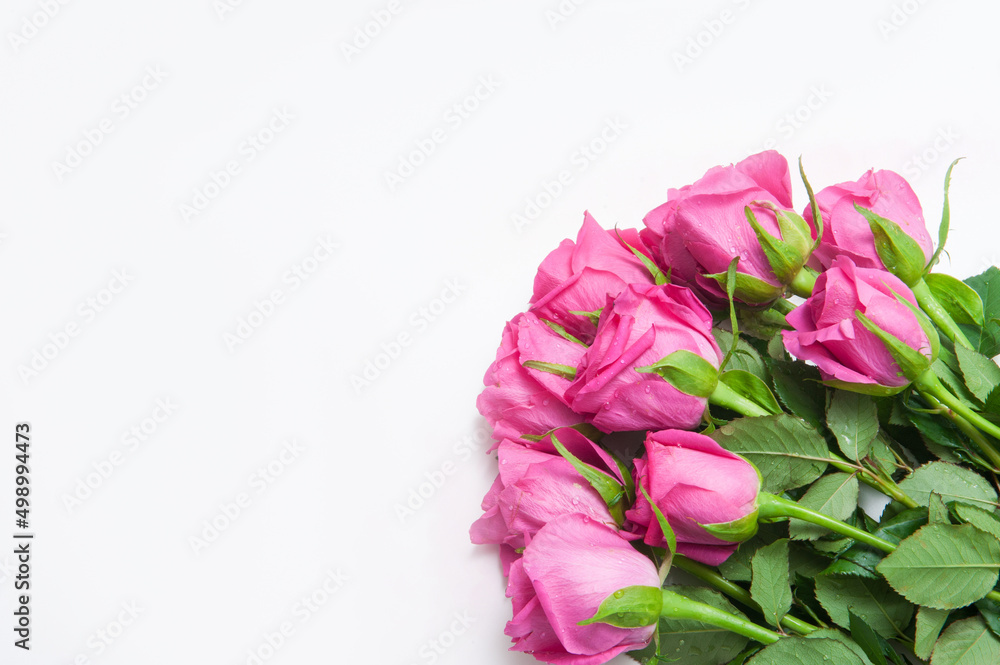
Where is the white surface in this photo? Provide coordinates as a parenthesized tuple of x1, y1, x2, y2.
(1, 1, 998, 663)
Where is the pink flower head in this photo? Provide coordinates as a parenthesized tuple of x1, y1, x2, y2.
(470, 428, 624, 560)
(477, 312, 589, 447)
(505, 513, 659, 664)
(641, 150, 795, 305)
(531, 212, 656, 342)
(567, 283, 722, 433)
(806, 169, 933, 271)
(626, 430, 761, 566)
(782, 256, 934, 388)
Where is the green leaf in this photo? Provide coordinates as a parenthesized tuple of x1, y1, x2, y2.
(926, 272, 985, 326)
(827, 391, 880, 461)
(876, 523, 1000, 610)
(871, 507, 929, 546)
(719, 522, 788, 583)
(976, 597, 1000, 639)
(855, 203, 927, 286)
(814, 576, 913, 639)
(804, 628, 874, 665)
(711, 414, 830, 494)
(930, 616, 1000, 665)
(955, 344, 1000, 403)
(655, 586, 752, 664)
(953, 504, 1000, 542)
(769, 359, 826, 429)
(789, 473, 860, 540)
(850, 611, 905, 665)
(914, 606, 949, 660)
(898, 462, 999, 511)
(521, 360, 577, 380)
(719, 370, 782, 415)
(750, 539, 791, 628)
(747, 637, 866, 665)
(821, 378, 909, 397)
(550, 433, 626, 524)
(928, 492, 951, 524)
(714, 329, 769, 382)
(580, 585, 662, 628)
(964, 266, 1000, 357)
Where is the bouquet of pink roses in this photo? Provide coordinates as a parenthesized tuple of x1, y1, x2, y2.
(471, 151, 1000, 665)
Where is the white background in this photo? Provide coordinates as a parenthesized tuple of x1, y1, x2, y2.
(1, 1, 998, 664)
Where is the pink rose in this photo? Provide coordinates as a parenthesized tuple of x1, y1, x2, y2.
(478, 312, 589, 446)
(567, 283, 722, 433)
(641, 150, 796, 305)
(805, 169, 933, 272)
(469, 428, 624, 558)
(505, 513, 659, 664)
(531, 212, 656, 342)
(782, 256, 934, 389)
(627, 430, 760, 566)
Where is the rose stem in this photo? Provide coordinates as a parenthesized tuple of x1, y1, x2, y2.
(914, 369, 1000, 470)
(710, 386, 919, 508)
(660, 588, 781, 644)
(922, 393, 1000, 472)
(911, 278, 974, 349)
(672, 554, 819, 636)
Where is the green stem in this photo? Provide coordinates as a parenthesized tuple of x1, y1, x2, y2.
(661, 588, 780, 644)
(914, 370, 1000, 470)
(788, 266, 818, 299)
(710, 381, 775, 417)
(922, 393, 999, 472)
(912, 278, 974, 349)
(771, 298, 796, 316)
(672, 555, 818, 636)
(757, 493, 896, 553)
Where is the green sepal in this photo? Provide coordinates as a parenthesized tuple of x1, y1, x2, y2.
(540, 319, 589, 346)
(616, 228, 669, 286)
(924, 273, 985, 326)
(743, 202, 812, 284)
(551, 433, 627, 525)
(705, 269, 785, 306)
(854, 203, 927, 286)
(639, 483, 677, 556)
(855, 309, 933, 383)
(569, 307, 603, 327)
(521, 360, 577, 381)
(637, 349, 719, 398)
(889, 288, 941, 363)
(800, 157, 823, 251)
(579, 585, 663, 628)
(717, 369, 782, 415)
(926, 158, 963, 273)
(701, 509, 760, 543)
(820, 378, 909, 397)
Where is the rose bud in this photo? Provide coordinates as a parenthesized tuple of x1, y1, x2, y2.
(782, 255, 939, 394)
(641, 150, 810, 306)
(470, 428, 626, 563)
(505, 513, 659, 664)
(531, 211, 659, 343)
(566, 283, 722, 433)
(805, 168, 933, 285)
(478, 312, 590, 446)
(626, 430, 761, 566)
